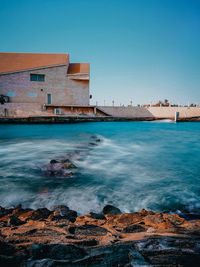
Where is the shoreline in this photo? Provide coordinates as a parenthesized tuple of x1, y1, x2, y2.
(0, 115, 200, 124)
(0, 204, 200, 266)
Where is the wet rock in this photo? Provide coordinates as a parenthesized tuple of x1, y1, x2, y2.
(31, 243, 87, 261)
(1, 205, 200, 266)
(91, 135, 101, 142)
(49, 207, 77, 223)
(7, 215, 24, 226)
(50, 159, 59, 164)
(12, 204, 32, 217)
(0, 206, 13, 218)
(28, 208, 51, 220)
(144, 214, 175, 229)
(61, 159, 77, 168)
(122, 224, 146, 233)
(163, 213, 185, 226)
(89, 142, 98, 146)
(102, 205, 122, 215)
(73, 239, 98, 247)
(90, 212, 106, 220)
(68, 225, 108, 236)
(44, 158, 77, 177)
(62, 162, 77, 169)
(51, 205, 69, 213)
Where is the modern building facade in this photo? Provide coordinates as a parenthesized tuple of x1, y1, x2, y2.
(0, 52, 94, 117)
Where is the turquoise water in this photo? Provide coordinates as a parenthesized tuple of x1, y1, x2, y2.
(0, 121, 200, 216)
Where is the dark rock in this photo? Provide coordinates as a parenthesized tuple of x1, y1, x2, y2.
(7, 215, 24, 226)
(73, 239, 98, 247)
(45, 158, 77, 177)
(68, 225, 108, 236)
(15, 204, 22, 210)
(0, 206, 13, 218)
(62, 162, 77, 169)
(122, 224, 146, 233)
(90, 135, 101, 142)
(29, 208, 51, 220)
(89, 142, 98, 146)
(49, 208, 77, 223)
(50, 205, 70, 214)
(50, 244, 87, 260)
(91, 135, 98, 139)
(65, 235, 77, 239)
(31, 243, 87, 261)
(90, 212, 106, 220)
(50, 159, 59, 164)
(102, 205, 122, 215)
(12, 204, 32, 217)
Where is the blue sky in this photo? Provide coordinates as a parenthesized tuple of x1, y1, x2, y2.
(0, 0, 200, 105)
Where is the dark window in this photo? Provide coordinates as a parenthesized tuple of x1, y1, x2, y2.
(30, 74, 45, 82)
(47, 93, 52, 104)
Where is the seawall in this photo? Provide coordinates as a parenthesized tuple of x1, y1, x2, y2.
(1, 105, 200, 123)
(99, 106, 200, 119)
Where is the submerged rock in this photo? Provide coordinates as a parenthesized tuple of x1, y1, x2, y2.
(44, 157, 77, 177)
(42, 136, 102, 177)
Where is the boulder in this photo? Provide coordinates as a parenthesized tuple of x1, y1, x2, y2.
(28, 208, 51, 220)
(51, 205, 70, 215)
(90, 212, 106, 220)
(49, 207, 77, 223)
(102, 205, 121, 215)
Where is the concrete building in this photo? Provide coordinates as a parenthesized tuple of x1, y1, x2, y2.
(0, 52, 102, 117)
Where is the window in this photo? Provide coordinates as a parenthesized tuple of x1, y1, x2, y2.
(55, 108, 62, 115)
(30, 74, 45, 82)
(6, 92, 15, 97)
(27, 92, 37, 97)
(47, 93, 52, 104)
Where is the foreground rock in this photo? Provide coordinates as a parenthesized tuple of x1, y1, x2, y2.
(0, 205, 200, 266)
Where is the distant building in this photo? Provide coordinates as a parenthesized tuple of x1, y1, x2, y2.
(0, 52, 99, 117)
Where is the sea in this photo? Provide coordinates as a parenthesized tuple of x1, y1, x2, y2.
(0, 121, 200, 217)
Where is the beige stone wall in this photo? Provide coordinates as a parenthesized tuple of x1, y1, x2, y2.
(147, 107, 200, 119)
(0, 65, 89, 106)
(99, 106, 200, 119)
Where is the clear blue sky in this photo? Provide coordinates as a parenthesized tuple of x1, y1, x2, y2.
(0, 0, 200, 105)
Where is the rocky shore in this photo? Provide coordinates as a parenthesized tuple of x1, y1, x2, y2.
(0, 204, 200, 266)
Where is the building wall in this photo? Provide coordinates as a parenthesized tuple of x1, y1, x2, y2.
(0, 65, 90, 106)
(0, 103, 44, 117)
